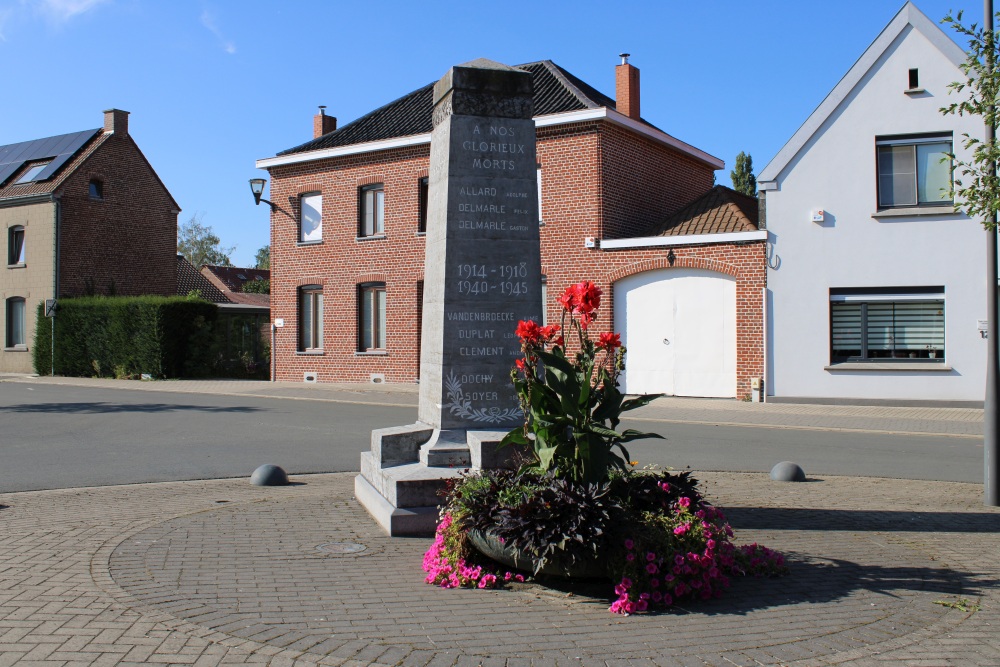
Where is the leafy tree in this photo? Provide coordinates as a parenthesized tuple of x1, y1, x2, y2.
(730, 151, 757, 197)
(254, 245, 270, 270)
(242, 278, 270, 294)
(941, 11, 1000, 229)
(177, 214, 234, 268)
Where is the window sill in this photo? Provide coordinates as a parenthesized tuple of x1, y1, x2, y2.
(872, 206, 957, 219)
(3, 346, 28, 352)
(296, 349, 325, 356)
(415, 231, 426, 237)
(7, 263, 26, 269)
(355, 350, 388, 356)
(355, 234, 387, 242)
(903, 87, 926, 95)
(296, 240, 323, 247)
(825, 362, 952, 372)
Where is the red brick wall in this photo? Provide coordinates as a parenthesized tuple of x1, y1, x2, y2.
(269, 120, 764, 397)
(57, 134, 178, 297)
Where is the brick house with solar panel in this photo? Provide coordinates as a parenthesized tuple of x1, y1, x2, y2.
(257, 59, 767, 399)
(1, 109, 179, 373)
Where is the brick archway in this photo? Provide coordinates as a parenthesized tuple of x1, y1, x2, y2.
(606, 256, 740, 285)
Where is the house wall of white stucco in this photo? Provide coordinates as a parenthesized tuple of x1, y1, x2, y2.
(762, 19, 988, 402)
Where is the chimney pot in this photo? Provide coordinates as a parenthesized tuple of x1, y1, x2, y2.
(103, 108, 129, 136)
(313, 107, 337, 138)
(615, 57, 640, 120)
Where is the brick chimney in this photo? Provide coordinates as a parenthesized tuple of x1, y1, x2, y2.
(615, 54, 640, 120)
(313, 105, 337, 138)
(103, 109, 129, 136)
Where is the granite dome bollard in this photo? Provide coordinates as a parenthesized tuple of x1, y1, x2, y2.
(251, 464, 289, 486)
(770, 461, 806, 482)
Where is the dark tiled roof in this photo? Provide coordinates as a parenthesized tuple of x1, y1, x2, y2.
(647, 186, 759, 237)
(202, 265, 270, 292)
(278, 60, 648, 156)
(176, 256, 229, 304)
(0, 129, 105, 201)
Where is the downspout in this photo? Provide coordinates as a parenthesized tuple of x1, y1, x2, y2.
(762, 286, 768, 403)
(53, 196, 61, 298)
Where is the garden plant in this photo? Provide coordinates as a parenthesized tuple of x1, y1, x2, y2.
(423, 281, 788, 613)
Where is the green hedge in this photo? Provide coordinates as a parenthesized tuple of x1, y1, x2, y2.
(32, 296, 219, 379)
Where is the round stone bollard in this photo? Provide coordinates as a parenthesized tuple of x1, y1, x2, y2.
(251, 464, 289, 486)
(770, 461, 806, 482)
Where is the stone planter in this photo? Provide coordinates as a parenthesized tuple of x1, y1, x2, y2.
(467, 530, 607, 580)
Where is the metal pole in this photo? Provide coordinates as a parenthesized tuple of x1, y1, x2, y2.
(985, 0, 999, 506)
(50, 314, 54, 377)
(271, 323, 276, 383)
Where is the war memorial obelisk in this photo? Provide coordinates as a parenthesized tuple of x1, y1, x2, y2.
(355, 59, 543, 536)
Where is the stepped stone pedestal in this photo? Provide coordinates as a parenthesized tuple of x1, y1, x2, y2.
(356, 58, 542, 536)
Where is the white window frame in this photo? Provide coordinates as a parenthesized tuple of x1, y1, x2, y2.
(358, 283, 386, 350)
(5, 297, 26, 348)
(8, 226, 25, 266)
(876, 135, 953, 209)
(360, 184, 385, 237)
(299, 192, 323, 243)
(299, 286, 323, 351)
(536, 166, 543, 225)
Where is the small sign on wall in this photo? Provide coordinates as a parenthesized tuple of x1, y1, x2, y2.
(274, 318, 284, 328)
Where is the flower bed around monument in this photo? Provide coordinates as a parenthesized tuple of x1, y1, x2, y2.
(422, 281, 788, 613)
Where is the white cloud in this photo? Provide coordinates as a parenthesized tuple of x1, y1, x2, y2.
(32, 0, 110, 22)
(200, 8, 235, 55)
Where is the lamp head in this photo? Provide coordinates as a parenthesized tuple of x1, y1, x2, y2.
(249, 178, 267, 205)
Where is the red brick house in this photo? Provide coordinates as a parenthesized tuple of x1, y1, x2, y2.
(257, 60, 766, 398)
(2, 109, 179, 373)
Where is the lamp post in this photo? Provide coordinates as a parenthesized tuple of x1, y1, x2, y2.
(249, 178, 277, 211)
(985, 0, 999, 506)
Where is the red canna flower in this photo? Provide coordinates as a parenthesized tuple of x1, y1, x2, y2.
(597, 332, 622, 351)
(515, 319, 543, 346)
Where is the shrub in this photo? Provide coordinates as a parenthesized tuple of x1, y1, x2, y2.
(32, 296, 218, 379)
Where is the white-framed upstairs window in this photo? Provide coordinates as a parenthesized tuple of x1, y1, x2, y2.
(830, 287, 945, 362)
(8, 226, 25, 266)
(536, 165, 543, 225)
(360, 184, 385, 237)
(876, 134, 953, 209)
(299, 192, 322, 243)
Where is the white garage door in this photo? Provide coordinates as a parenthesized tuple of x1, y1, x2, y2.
(613, 268, 736, 397)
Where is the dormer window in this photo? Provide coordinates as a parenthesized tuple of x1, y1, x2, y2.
(15, 162, 50, 185)
(89, 179, 104, 200)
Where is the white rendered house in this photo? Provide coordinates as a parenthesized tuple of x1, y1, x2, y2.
(759, 2, 988, 403)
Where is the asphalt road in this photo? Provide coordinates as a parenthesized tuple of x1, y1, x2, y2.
(0, 381, 984, 492)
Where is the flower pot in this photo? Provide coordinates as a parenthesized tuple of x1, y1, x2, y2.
(468, 530, 607, 580)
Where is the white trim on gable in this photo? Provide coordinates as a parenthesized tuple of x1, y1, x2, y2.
(600, 230, 766, 249)
(256, 108, 724, 171)
(758, 1, 966, 187)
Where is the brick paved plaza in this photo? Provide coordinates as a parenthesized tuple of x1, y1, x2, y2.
(1, 470, 997, 666)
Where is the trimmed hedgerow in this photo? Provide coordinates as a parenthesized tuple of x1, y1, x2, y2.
(32, 296, 218, 379)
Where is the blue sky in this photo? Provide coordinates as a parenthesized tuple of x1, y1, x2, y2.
(0, 0, 976, 267)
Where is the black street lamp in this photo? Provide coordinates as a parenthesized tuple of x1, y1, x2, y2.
(249, 178, 277, 211)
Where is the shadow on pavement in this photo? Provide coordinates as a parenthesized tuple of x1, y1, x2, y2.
(0, 402, 263, 414)
(532, 551, 995, 617)
(725, 506, 1000, 533)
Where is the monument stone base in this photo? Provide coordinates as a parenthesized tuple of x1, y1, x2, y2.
(355, 424, 522, 536)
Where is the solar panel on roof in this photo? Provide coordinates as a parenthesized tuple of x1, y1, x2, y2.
(0, 128, 100, 188)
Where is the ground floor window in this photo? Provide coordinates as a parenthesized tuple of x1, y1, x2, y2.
(359, 283, 386, 350)
(5, 297, 26, 347)
(299, 286, 323, 351)
(830, 287, 944, 361)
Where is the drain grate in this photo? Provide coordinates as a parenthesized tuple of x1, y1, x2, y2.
(316, 542, 367, 555)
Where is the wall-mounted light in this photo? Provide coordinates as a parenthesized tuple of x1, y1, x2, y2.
(667, 248, 676, 266)
(249, 178, 277, 211)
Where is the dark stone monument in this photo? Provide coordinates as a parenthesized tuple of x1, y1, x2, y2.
(355, 59, 542, 536)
